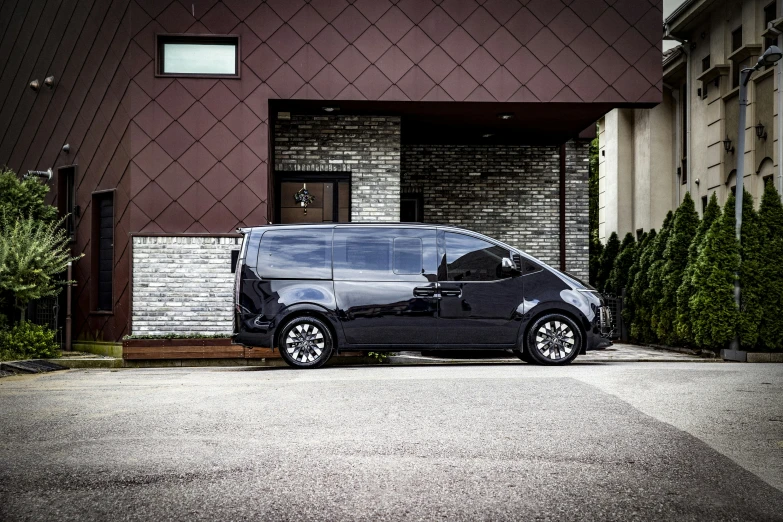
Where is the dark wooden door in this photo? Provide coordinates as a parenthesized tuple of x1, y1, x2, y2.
(276, 173, 350, 224)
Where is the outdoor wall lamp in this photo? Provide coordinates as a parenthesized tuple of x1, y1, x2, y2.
(29, 79, 40, 91)
(754, 121, 767, 140)
(695, 178, 700, 185)
(723, 136, 734, 153)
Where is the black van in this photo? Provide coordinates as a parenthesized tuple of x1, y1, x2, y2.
(234, 224, 611, 368)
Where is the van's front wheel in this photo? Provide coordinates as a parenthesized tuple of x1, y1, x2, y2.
(524, 314, 581, 365)
(278, 316, 334, 369)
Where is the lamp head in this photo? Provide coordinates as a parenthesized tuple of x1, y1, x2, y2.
(758, 45, 783, 67)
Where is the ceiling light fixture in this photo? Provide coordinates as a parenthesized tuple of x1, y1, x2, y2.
(497, 113, 514, 120)
(322, 106, 339, 112)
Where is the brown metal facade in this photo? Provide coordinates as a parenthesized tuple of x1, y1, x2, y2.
(0, 0, 663, 343)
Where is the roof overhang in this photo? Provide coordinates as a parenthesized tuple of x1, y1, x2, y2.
(664, 0, 719, 40)
(270, 100, 654, 145)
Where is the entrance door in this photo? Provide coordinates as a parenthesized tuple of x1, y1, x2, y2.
(276, 173, 350, 223)
(437, 230, 523, 346)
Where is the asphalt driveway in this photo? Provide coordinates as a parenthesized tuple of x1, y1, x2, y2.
(1, 363, 781, 521)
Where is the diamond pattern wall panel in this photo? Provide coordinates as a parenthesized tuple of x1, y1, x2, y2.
(0, 0, 663, 343)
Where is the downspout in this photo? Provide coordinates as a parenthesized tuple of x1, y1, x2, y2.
(665, 27, 690, 203)
(772, 14, 783, 199)
(666, 81, 681, 204)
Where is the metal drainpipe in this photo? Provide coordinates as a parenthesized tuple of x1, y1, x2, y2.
(778, 18, 783, 199)
(65, 261, 72, 351)
(686, 44, 692, 200)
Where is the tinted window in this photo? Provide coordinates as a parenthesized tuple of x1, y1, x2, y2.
(394, 238, 422, 274)
(445, 233, 510, 282)
(257, 228, 331, 279)
(333, 228, 434, 281)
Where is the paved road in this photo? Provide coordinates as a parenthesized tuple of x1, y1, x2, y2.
(1, 363, 782, 521)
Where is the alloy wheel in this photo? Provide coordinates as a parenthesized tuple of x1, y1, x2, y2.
(285, 323, 325, 363)
(535, 320, 576, 361)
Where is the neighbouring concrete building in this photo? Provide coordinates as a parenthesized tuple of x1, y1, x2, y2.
(599, 0, 783, 242)
(0, 0, 662, 353)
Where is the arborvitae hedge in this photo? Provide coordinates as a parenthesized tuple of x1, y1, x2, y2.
(606, 233, 636, 296)
(676, 193, 720, 344)
(623, 230, 653, 333)
(636, 211, 673, 343)
(758, 182, 783, 351)
(629, 224, 663, 343)
(738, 190, 763, 349)
(656, 193, 699, 345)
(596, 232, 620, 292)
(689, 194, 740, 349)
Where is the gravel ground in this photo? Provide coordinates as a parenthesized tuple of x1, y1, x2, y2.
(0, 363, 781, 521)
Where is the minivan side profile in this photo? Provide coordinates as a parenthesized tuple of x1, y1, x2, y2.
(234, 224, 612, 369)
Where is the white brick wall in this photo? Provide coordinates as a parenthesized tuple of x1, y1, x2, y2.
(131, 236, 241, 335)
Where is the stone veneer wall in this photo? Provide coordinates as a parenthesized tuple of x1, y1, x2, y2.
(401, 140, 589, 280)
(131, 236, 241, 335)
(274, 114, 401, 221)
(564, 140, 590, 279)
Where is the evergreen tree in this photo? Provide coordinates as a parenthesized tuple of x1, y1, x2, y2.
(626, 229, 656, 341)
(655, 194, 699, 344)
(758, 182, 783, 350)
(589, 236, 604, 288)
(0, 169, 58, 228)
(738, 190, 763, 349)
(0, 213, 80, 321)
(676, 193, 720, 345)
(596, 232, 620, 292)
(689, 194, 740, 349)
(640, 211, 674, 343)
(606, 233, 636, 295)
(623, 231, 651, 332)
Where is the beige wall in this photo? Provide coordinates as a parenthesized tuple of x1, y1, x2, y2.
(600, 0, 782, 241)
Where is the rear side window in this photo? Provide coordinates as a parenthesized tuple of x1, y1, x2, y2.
(333, 228, 435, 281)
(257, 228, 332, 279)
(445, 232, 510, 282)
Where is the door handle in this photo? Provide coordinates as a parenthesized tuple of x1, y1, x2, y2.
(413, 286, 436, 297)
(440, 288, 462, 297)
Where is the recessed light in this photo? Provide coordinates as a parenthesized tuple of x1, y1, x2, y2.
(482, 133, 494, 138)
(322, 106, 339, 112)
(497, 113, 514, 120)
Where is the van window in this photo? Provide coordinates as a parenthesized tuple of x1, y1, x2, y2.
(333, 228, 434, 281)
(257, 228, 332, 279)
(445, 232, 510, 282)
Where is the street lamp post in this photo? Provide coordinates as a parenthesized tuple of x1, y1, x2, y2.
(724, 45, 783, 361)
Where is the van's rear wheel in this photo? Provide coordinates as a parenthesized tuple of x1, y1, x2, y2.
(524, 314, 581, 365)
(278, 316, 333, 369)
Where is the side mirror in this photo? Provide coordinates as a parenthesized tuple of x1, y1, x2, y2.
(501, 257, 520, 276)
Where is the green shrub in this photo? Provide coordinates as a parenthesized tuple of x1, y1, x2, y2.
(655, 193, 699, 345)
(675, 193, 720, 345)
(0, 213, 80, 321)
(606, 233, 635, 295)
(689, 195, 740, 349)
(636, 212, 674, 343)
(596, 232, 620, 292)
(0, 321, 60, 361)
(738, 190, 763, 349)
(623, 230, 653, 333)
(0, 168, 58, 227)
(758, 182, 783, 351)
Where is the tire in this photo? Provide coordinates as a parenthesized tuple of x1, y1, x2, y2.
(278, 316, 334, 369)
(524, 313, 582, 366)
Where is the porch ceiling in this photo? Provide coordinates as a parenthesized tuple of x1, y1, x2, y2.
(270, 100, 636, 144)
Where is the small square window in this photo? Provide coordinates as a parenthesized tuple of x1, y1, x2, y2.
(157, 35, 240, 78)
(701, 195, 708, 214)
(763, 175, 774, 187)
